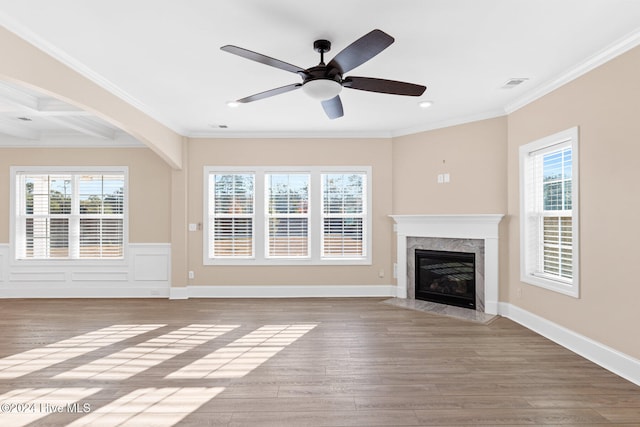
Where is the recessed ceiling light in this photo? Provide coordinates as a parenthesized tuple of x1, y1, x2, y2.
(418, 101, 433, 109)
(226, 101, 240, 108)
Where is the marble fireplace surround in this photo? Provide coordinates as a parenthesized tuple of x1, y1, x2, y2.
(390, 215, 504, 315)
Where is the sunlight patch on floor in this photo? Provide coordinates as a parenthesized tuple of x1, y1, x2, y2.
(0, 325, 164, 379)
(65, 387, 225, 427)
(0, 323, 317, 424)
(0, 387, 100, 427)
(166, 324, 316, 379)
(55, 324, 238, 380)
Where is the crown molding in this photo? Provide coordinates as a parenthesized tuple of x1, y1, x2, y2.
(186, 130, 394, 139)
(391, 109, 507, 138)
(505, 28, 640, 114)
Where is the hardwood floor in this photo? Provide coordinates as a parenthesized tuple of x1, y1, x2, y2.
(0, 298, 638, 426)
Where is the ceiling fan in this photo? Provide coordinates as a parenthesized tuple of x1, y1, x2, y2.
(221, 29, 426, 119)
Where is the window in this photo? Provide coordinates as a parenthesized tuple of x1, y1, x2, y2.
(12, 167, 127, 261)
(520, 127, 579, 297)
(266, 173, 310, 258)
(322, 173, 366, 257)
(204, 166, 371, 265)
(208, 173, 254, 258)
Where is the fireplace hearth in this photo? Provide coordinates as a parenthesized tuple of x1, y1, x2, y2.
(415, 249, 476, 309)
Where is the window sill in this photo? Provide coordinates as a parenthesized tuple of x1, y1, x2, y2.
(521, 272, 579, 298)
(204, 258, 371, 266)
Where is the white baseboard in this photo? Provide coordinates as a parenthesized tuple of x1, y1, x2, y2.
(170, 284, 396, 299)
(498, 302, 640, 387)
(169, 286, 189, 300)
(0, 286, 169, 298)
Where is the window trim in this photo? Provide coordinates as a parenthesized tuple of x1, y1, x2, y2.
(519, 127, 579, 297)
(203, 166, 372, 266)
(10, 166, 129, 266)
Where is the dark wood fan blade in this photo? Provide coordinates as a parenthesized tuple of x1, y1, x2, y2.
(236, 83, 302, 103)
(321, 95, 344, 119)
(221, 45, 307, 75)
(326, 29, 394, 75)
(343, 76, 426, 96)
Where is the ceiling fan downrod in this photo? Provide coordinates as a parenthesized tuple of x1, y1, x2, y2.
(313, 39, 331, 65)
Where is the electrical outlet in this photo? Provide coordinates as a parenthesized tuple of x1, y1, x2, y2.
(188, 271, 194, 279)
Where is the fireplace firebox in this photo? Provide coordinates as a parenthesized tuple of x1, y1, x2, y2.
(415, 249, 476, 309)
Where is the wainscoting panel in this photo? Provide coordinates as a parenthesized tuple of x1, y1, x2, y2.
(9, 271, 67, 282)
(0, 243, 170, 298)
(71, 272, 129, 282)
(132, 245, 171, 282)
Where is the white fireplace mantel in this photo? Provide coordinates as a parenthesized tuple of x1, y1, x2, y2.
(389, 214, 504, 314)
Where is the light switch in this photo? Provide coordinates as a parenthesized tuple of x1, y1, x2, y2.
(188, 223, 197, 232)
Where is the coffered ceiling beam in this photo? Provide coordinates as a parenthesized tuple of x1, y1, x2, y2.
(37, 98, 91, 116)
(44, 115, 116, 139)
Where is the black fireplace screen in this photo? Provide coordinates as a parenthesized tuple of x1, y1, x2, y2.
(415, 249, 476, 309)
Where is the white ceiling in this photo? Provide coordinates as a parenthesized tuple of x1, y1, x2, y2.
(1, 0, 640, 143)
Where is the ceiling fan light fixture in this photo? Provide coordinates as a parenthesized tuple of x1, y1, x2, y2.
(302, 79, 342, 100)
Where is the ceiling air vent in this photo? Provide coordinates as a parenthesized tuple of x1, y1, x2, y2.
(502, 78, 529, 89)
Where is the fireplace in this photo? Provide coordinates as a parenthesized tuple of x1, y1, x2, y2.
(415, 249, 476, 309)
(389, 214, 503, 314)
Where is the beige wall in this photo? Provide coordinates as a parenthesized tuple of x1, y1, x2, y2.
(507, 45, 640, 358)
(392, 117, 508, 214)
(0, 148, 172, 243)
(186, 138, 394, 286)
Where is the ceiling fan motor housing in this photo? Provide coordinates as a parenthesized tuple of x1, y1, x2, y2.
(313, 39, 331, 54)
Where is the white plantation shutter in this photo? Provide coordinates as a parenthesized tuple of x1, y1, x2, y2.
(542, 216, 573, 279)
(321, 173, 366, 258)
(79, 174, 125, 258)
(520, 127, 578, 296)
(205, 166, 371, 265)
(210, 173, 255, 258)
(15, 171, 125, 260)
(266, 174, 310, 258)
